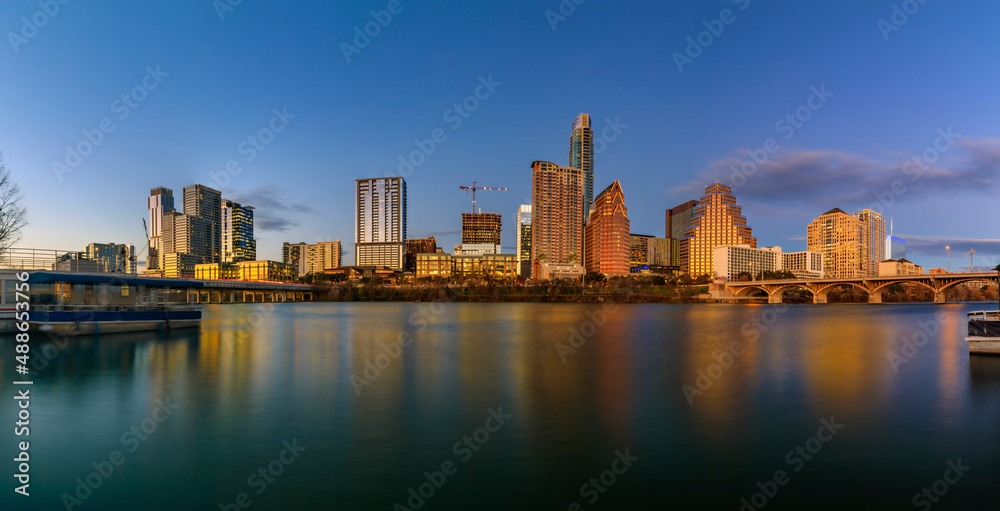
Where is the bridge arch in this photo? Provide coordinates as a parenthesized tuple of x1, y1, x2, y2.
(732, 285, 768, 297)
(937, 277, 999, 294)
(870, 280, 935, 295)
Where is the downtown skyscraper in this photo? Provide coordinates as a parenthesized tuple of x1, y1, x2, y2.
(515, 204, 532, 276)
(222, 199, 256, 263)
(570, 114, 594, 227)
(183, 184, 222, 263)
(355, 177, 407, 270)
(584, 181, 630, 276)
(680, 183, 756, 277)
(531, 161, 584, 265)
(146, 186, 175, 271)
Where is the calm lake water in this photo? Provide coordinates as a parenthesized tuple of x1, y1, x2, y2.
(2, 302, 999, 510)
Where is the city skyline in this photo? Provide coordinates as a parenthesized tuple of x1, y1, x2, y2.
(3, 1, 1000, 270)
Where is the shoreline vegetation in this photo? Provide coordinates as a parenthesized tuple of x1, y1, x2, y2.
(297, 274, 1000, 304)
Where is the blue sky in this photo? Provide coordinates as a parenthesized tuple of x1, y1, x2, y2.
(2, 0, 999, 269)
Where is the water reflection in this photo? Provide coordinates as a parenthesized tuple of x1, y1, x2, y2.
(1, 302, 999, 510)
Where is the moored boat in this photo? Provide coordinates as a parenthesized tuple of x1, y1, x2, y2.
(24, 271, 203, 334)
(966, 311, 1000, 354)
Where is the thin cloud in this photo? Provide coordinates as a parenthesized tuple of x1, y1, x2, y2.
(671, 138, 1000, 212)
(227, 185, 315, 232)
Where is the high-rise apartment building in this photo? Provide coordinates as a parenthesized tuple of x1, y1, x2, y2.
(283, 240, 343, 278)
(283, 242, 309, 277)
(807, 207, 885, 278)
(355, 177, 407, 270)
(222, 199, 256, 263)
(461, 213, 502, 251)
(680, 183, 756, 277)
(531, 161, 584, 265)
(855, 209, 886, 277)
(570, 114, 594, 226)
(584, 181, 630, 276)
(146, 187, 175, 271)
(666, 200, 698, 240)
(183, 184, 222, 263)
(515, 205, 532, 277)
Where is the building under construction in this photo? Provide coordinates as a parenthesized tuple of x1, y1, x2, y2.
(461, 213, 502, 246)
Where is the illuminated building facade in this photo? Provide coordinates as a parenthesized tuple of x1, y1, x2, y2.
(146, 187, 175, 271)
(405, 237, 437, 273)
(461, 213, 502, 254)
(515, 205, 532, 277)
(666, 200, 698, 240)
(570, 114, 594, 226)
(584, 180, 630, 276)
(680, 183, 756, 278)
(807, 207, 885, 279)
(531, 161, 584, 266)
(222, 199, 256, 263)
(183, 184, 222, 263)
(355, 177, 407, 271)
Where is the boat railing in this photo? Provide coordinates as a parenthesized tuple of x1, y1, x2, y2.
(31, 304, 199, 313)
(967, 311, 1000, 321)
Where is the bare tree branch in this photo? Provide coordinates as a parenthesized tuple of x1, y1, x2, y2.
(0, 152, 28, 256)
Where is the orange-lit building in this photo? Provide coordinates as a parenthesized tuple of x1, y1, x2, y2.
(680, 183, 756, 278)
(585, 181, 630, 276)
(531, 161, 584, 265)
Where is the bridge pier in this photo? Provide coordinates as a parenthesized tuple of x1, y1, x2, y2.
(934, 291, 947, 304)
(768, 292, 783, 304)
(868, 291, 882, 304)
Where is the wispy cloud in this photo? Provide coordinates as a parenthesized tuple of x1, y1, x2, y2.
(896, 234, 1000, 260)
(671, 138, 1000, 212)
(227, 185, 314, 232)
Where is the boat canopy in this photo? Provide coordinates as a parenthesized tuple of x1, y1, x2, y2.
(27, 271, 206, 289)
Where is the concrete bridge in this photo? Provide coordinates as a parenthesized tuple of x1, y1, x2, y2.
(723, 272, 998, 304)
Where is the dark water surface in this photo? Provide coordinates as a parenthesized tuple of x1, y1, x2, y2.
(2, 302, 999, 510)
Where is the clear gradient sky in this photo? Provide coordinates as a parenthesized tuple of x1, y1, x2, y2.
(2, 0, 999, 269)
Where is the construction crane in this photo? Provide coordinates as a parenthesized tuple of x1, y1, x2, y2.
(459, 181, 508, 213)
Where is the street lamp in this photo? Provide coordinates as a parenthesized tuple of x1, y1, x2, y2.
(969, 249, 975, 273)
(946, 246, 950, 272)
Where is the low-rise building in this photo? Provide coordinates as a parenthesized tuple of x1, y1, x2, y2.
(537, 262, 585, 280)
(712, 245, 824, 281)
(415, 253, 517, 279)
(879, 259, 924, 276)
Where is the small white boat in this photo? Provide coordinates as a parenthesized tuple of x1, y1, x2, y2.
(966, 311, 1000, 354)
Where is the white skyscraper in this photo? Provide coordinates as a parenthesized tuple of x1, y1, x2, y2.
(355, 177, 407, 270)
